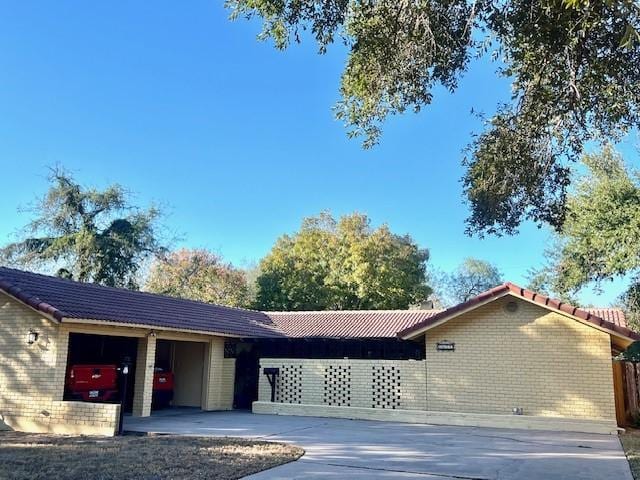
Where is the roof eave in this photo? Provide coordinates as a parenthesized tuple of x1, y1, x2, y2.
(0, 286, 62, 323)
(61, 317, 258, 339)
(399, 290, 510, 340)
(399, 289, 640, 343)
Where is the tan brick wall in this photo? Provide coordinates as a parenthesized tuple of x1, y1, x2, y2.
(46, 401, 120, 435)
(0, 293, 119, 435)
(258, 359, 427, 411)
(425, 296, 616, 421)
(0, 292, 236, 432)
(203, 337, 234, 410)
(220, 358, 236, 409)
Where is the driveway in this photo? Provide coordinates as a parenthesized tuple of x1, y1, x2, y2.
(125, 411, 632, 480)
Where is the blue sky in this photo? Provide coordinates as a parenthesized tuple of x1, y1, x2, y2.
(0, 1, 636, 305)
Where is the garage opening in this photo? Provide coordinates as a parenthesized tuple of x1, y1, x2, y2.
(154, 340, 206, 411)
(64, 333, 138, 412)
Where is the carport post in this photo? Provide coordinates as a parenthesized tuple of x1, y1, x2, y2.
(132, 334, 157, 417)
(203, 337, 225, 410)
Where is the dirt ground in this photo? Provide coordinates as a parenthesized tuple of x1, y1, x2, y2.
(0, 431, 304, 480)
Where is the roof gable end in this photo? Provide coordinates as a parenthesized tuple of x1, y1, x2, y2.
(398, 283, 639, 342)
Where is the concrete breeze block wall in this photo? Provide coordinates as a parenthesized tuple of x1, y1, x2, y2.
(258, 358, 427, 411)
(425, 296, 616, 421)
(0, 293, 119, 435)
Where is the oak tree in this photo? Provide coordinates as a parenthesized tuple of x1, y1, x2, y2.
(227, 0, 640, 235)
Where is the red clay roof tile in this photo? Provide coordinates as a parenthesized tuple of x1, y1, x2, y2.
(397, 282, 638, 341)
(0, 267, 283, 338)
(1, 268, 633, 342)
(265, 310, 441, 339)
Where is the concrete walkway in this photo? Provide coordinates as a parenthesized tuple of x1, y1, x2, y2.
(125, 411, 633, 480)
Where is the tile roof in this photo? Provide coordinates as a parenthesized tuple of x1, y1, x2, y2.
(0, 267, 435, 339)
(0, 267, 283, 338)
(0, 268, 634, 342)
(398, 282, 639, 341)
(585, 308, 627, 329)
(265, 310, 442, 339)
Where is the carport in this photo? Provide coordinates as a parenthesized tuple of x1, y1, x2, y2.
(60, 324, 237, 418)
(0, 267, 287, 434)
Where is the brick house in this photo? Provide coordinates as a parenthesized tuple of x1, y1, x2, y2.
(0, 267, 637, 436)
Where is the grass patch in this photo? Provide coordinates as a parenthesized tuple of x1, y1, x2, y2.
(0, 431, 304, 480)
(621, 430, 640, 479)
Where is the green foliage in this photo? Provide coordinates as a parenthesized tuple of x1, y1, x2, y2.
(431, 258, 503, 305)
(617, 278, 640, 332)
(615, 341, 640, 362)
(1, 168, 164, 289)
(255, 212, 431, 310)
(552, 147, 640, 290)
(449, 258, 503, 303)
(145, 249, 252, 308)
(539, 146, 640, 321)
(227, 0, 640, 234)
(524, 264, 581, 306)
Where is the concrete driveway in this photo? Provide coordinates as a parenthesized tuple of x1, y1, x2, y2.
(125, 411, 632, 480)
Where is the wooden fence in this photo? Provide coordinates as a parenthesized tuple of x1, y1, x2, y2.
(615, 361, 640, 427)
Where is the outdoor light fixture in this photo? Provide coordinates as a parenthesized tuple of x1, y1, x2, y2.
(27, 329, 39, 345)
(148, 330, 157, 338)
(436, 340, 455, 352)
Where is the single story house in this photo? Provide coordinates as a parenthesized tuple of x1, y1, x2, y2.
(0, 266, 637, 436)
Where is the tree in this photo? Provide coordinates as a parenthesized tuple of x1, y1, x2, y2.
(540, 147, 640, 318)
(547, 147, 640, 290)
(1, 168, 164, 289)
(434, 258, 503, 305)
(227, 0, 640, 235)
(255, 212, 431, 310)
(524, 265, 580, 306)
(617, 279, 640, 332)
(145, 249, 252, 308)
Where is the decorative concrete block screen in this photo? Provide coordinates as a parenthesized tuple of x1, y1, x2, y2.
(258, 359, 427, 411)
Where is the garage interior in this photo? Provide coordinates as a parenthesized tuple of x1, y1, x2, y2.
(154, 339, 206, 410)
(64, 334, 209, 413)
(64, 332, 138, 411)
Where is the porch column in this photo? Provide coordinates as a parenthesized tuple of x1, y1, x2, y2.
(203, 337, 225, 410)
(132, 335, 156, 417)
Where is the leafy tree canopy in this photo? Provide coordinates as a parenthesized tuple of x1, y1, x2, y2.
(255, 212, 431, 310)
(227, 0, 640, 235)
(1, 168, 164, 289)
(145, 248, 252, 308)
(531, 147, 640, 324)
(546, 147, 640, 291)
(618, 280, 640, 332)
(431, 257, 503, 305)
(449, 258, 503, 303)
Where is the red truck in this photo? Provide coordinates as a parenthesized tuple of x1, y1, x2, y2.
(152, 367, 174, 408)
(65, 364, 174, 408)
